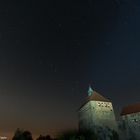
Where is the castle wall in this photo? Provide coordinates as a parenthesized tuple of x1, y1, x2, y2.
(78, 102, 93, 131)
(78, 101, 118, 132)
(120, 112, 140, 140)
(90, 101, 117, 130)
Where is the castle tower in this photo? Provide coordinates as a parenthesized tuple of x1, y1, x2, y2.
(78, 86, 118, 133)
(120, 103, 140, 140)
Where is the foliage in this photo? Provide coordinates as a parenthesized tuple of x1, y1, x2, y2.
(36, 135, 55, 140)
(56, 127, 120, 140)
(95, 126, 119, 140)
(12, 128, 33, 140)
(12, 127, 120, 140)
(57, 130, 97, 140)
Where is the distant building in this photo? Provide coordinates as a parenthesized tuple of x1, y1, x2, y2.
(78, 86, 118, 135)
(119, 103, 140, 140)
(0, 137, 7, 140)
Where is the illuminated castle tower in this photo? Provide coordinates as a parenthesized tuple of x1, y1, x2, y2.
(119, 103, 140, 140)
(78, 86, 118, 132)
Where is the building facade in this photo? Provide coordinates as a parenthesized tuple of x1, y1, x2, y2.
(78, 87, 118, 138)
(119, 103, 140, 140)
(78, 86, 140, 139)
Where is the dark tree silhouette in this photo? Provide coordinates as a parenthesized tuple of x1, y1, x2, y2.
(22, 131, 33, 140)
(36, 135, 54, 140)
(12, 128, 33, 140)
(57, 127, 120, 140)
(57, 130, 97, 140)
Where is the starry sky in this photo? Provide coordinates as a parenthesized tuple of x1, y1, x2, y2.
(0, 0, 140, 138)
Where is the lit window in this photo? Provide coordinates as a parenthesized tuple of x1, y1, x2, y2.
(133, 119, 138, 122)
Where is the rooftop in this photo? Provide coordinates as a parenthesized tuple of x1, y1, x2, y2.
(79, 89, 111, 110)
(121, 102, 140, 116)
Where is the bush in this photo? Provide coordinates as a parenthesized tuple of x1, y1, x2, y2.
(12, 128, 33, 140)
(57, 130, 97, 140)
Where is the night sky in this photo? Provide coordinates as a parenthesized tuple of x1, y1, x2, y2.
(0, 0, 140, 138)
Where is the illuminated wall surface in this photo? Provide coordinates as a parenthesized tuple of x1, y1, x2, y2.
(78, 96, 119, 140)
(78, 90, 140, 140)
(79, 101, 117, 131)
(119, 112, 140, 140)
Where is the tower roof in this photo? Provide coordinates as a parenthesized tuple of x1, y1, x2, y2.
(88, 86, 94, 96)
(121, 102, 140, 116)
(79, 90, 111, 110)
(87, 90, 110, 102)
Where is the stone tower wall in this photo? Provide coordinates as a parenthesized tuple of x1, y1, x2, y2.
(79, 101, 118, 131)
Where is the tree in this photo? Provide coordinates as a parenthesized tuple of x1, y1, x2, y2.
(22, 131, 33, 140)
(36, 135, 54, 140)
(57, 130, 97, 140)
(12, 129, 33, 140)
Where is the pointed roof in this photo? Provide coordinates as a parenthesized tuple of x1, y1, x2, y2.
(79, 90, 111, 110)
(121, 103, 140, 116)
(88, 86, 94, 96)
(88, 90, 110, 102)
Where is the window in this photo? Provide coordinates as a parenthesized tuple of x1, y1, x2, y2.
(133, 119, 138, 123)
